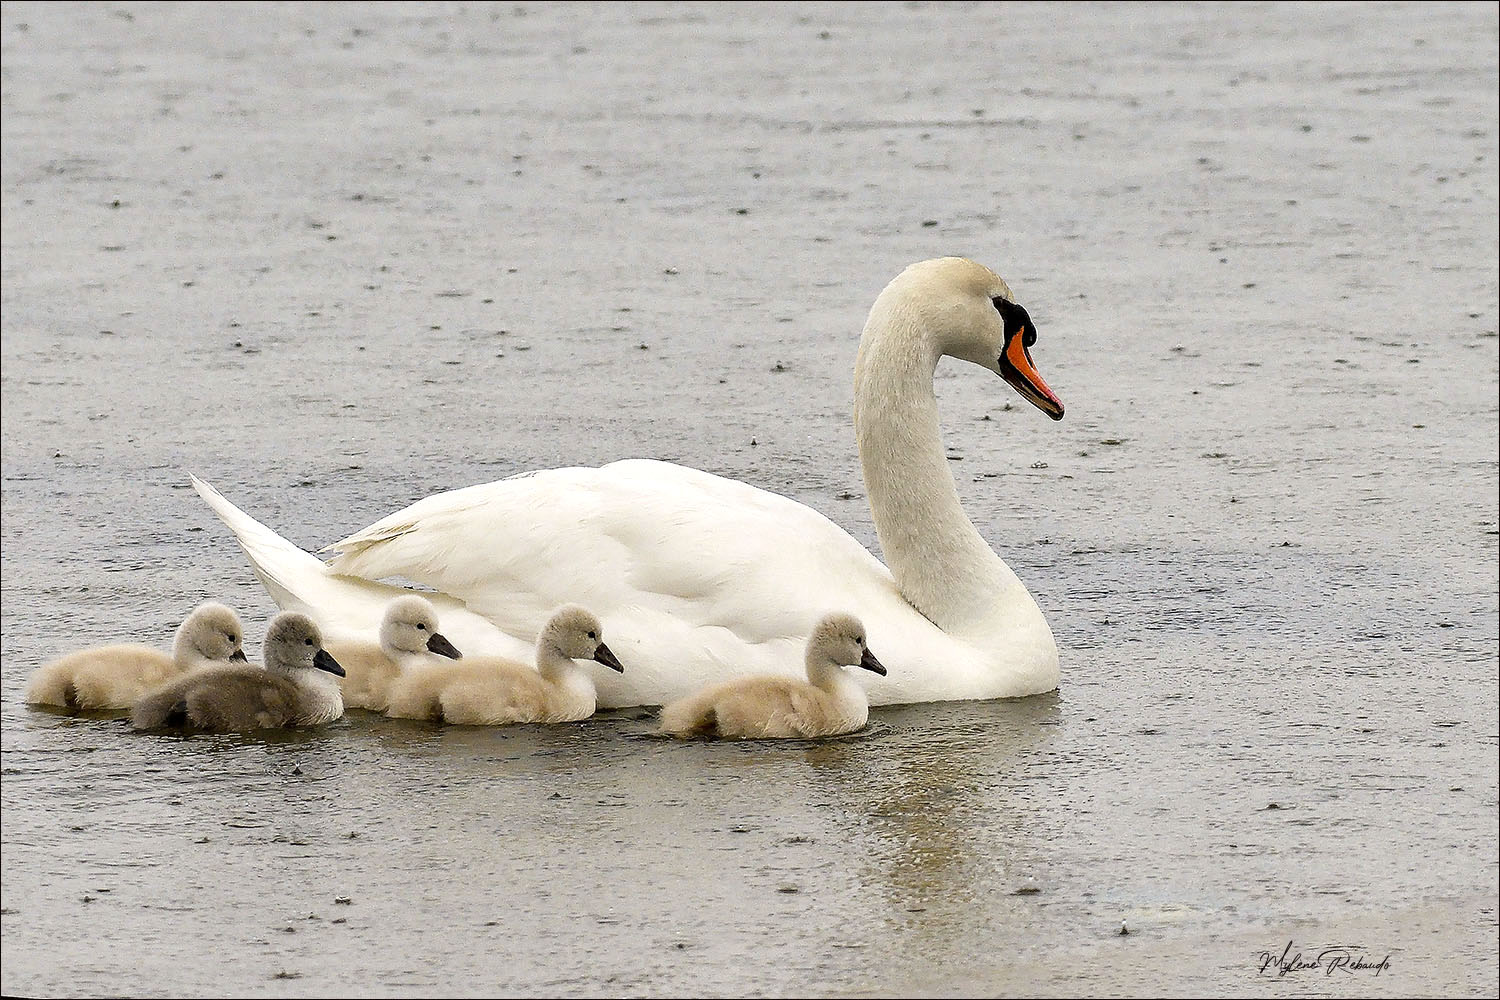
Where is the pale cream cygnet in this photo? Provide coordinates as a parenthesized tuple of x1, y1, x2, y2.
(131, 612, 346, 732)
(25, 602, 247, 710)
(385, 605, 623, 725)
(658, 613, 886, 739)
(326, 594, 462, 712)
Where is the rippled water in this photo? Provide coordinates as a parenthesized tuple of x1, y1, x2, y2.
(3, 3, 1496, 996)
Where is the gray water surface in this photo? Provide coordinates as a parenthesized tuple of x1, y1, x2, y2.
(2, 3, 1497, 997)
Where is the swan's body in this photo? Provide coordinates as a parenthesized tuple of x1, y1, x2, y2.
(659, 613, 886, 739)
(131, 613, 346, 732)
(326, 595, 462, 712)
(25, 603, 247, 710)
(195, 258, 1064, 708)
(385, 605, 623, 725)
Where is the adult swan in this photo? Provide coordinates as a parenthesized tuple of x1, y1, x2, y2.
(194, 257, 1066, 708)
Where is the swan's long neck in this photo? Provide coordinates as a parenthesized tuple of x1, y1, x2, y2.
(853, 295, 1026, 633)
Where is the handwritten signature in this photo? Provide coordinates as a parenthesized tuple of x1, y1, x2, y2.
(1257, 942, 1391, 977)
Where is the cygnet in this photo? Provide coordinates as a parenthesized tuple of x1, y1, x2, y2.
(131, 612, 345, 732)
(325, 595, 461, 712)
(658, 613, 885, 739)
(385, 605, 622, 725)
(25, 602, 247, 710)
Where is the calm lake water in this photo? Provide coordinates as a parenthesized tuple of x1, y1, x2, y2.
(2, 3, 1496, 996)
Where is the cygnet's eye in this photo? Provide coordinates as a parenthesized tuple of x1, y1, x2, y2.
(416, 623, 427, 631)
(228, 634, 238, 644)
(304, 638, 314, 646)
(587, 630, 597, 640)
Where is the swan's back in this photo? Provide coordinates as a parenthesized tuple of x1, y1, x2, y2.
(330, 460, 895, 633)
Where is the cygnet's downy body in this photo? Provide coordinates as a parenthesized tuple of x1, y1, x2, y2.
(25, 603, 247, 710)
(326, 595, 462, 712)
(658, 613, 885, 739)
(385, 605, 623, 725)
(131, 612, 346, 732)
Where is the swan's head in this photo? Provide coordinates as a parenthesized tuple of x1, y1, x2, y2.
(542, 605, 625, 672)
(264, 612, 345, 678)
(381, 595, 462, 659)
(890, 257, 1064, 420)
(809, 613, 886, 676)
(175, 602, 248, 663)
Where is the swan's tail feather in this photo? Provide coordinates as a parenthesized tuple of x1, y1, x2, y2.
(190, 475, 534, 656)
(190, 475, 336, 616)
(190, 474, 426, 641)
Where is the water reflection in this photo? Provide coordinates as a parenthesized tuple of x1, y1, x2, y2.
(796, 696, 1063, 942)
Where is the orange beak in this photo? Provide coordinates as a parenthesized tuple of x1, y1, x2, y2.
(1000, 328, 1064, 420)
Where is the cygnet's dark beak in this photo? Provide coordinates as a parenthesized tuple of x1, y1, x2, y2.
(859, 647, 887, 676)
(427, 631, 462, 659)
(593, 642, 625, 673)
(230, 649, 248, 662)
(314, 648, 346, 677)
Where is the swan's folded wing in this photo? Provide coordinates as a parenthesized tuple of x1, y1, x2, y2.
(322, 459, 904, 652)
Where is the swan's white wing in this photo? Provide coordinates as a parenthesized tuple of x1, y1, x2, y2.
(323, 459, 941, 703)
(328, 461, 889, 632)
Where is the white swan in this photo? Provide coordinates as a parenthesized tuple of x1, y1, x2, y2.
(385, 605, 624, 725)
(658, 612, 886, 739)
(25, 602, 247, 710)
(194, 257, 1064, 708)
(131, 612, 346, 732)
(325, 595, 463, 712)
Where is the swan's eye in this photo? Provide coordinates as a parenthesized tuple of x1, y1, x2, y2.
(587, 630, 597, 640)
(305, 638, 314, 646)
(228, 635, 237, 644)
(992, 296, 1036, 347)
(416, 623, 427, 630)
